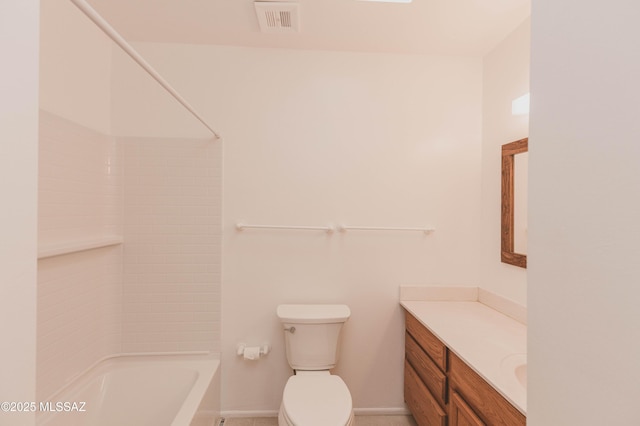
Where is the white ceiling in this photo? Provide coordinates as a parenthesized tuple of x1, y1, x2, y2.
(86, 0, 530, 56)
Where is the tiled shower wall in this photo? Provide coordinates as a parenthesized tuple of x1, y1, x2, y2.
(121, 138, 221, 353)
(37, 112, 222, 400)
(37, 111, 123, 401)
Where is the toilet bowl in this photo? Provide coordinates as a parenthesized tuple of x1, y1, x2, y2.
(278, 372, 354, 426)
(276, 304, 353, 426)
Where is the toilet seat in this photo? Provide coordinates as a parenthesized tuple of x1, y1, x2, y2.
(281, 374, 353, 426)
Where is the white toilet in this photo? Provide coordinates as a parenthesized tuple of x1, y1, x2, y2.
(277, 304, 354, 426)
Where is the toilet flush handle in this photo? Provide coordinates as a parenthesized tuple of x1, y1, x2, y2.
(284, 326, 296, 333)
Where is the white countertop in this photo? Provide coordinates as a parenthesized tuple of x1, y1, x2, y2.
(401, 299, 527, 414)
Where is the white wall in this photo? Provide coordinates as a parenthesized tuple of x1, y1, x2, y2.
(221, 50, 482, 414)
(39, 0, 112, 134)
(480, 19, 530, 305)
(130, 43, 483, 413)
(529, 1, 640, 424)
(0, 1, 39, 424)
(110, 47, 211, 138)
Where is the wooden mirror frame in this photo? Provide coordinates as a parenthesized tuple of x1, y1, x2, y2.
(501, 138, 528, 268)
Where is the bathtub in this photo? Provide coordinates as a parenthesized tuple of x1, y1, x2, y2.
(37, 354, 220, 426)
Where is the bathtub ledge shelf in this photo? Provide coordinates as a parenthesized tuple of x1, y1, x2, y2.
(38, 236, 123, 259)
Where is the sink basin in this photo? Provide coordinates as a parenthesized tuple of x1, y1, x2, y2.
(500, 353, 527, 389)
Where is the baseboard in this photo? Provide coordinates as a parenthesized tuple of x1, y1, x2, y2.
(353, 407, 411, 416)
(220, 410, 279, 418)
(190, 410, 218, 426)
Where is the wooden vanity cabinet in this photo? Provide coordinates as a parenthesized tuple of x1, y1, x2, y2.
(404, 311, 526, 426)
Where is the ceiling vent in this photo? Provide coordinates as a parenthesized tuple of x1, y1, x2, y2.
(254, 1, 300, 33)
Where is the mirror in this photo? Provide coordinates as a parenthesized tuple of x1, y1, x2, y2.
(501, 138, 528, 268)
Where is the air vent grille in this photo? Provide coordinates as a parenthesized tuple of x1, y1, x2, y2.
(254, 2, 300, 33)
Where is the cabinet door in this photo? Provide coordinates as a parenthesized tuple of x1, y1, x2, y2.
(450, 392, 485, 426)
(405, 360, 447, 426)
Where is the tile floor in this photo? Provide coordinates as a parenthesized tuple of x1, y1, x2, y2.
(220, 415, 417, 426)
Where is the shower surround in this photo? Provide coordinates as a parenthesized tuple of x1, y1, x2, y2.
(37, 111, 222, 402)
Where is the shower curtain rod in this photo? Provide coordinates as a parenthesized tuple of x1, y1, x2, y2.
(69, 0, 221, 140)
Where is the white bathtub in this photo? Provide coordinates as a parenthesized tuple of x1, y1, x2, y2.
(37, 355, 220, 426)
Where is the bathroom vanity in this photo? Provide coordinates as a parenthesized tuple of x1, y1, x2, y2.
(401, 289, 526, 426)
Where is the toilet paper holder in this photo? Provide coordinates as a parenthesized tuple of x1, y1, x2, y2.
(236, 343, 271, 360)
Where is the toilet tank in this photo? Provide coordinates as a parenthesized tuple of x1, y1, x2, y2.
(277, 304, 350, 371)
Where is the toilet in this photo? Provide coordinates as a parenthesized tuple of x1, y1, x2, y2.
(277, 304, 354, 426)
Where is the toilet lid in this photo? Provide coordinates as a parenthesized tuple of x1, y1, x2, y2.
(283, 375, 352, 426)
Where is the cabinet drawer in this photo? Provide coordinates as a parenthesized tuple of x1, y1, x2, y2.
(406, 311, 447, 372)
(449, 352, 525, 426)
(404, 360, 447, 426)
(405, 332, 447, 407)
